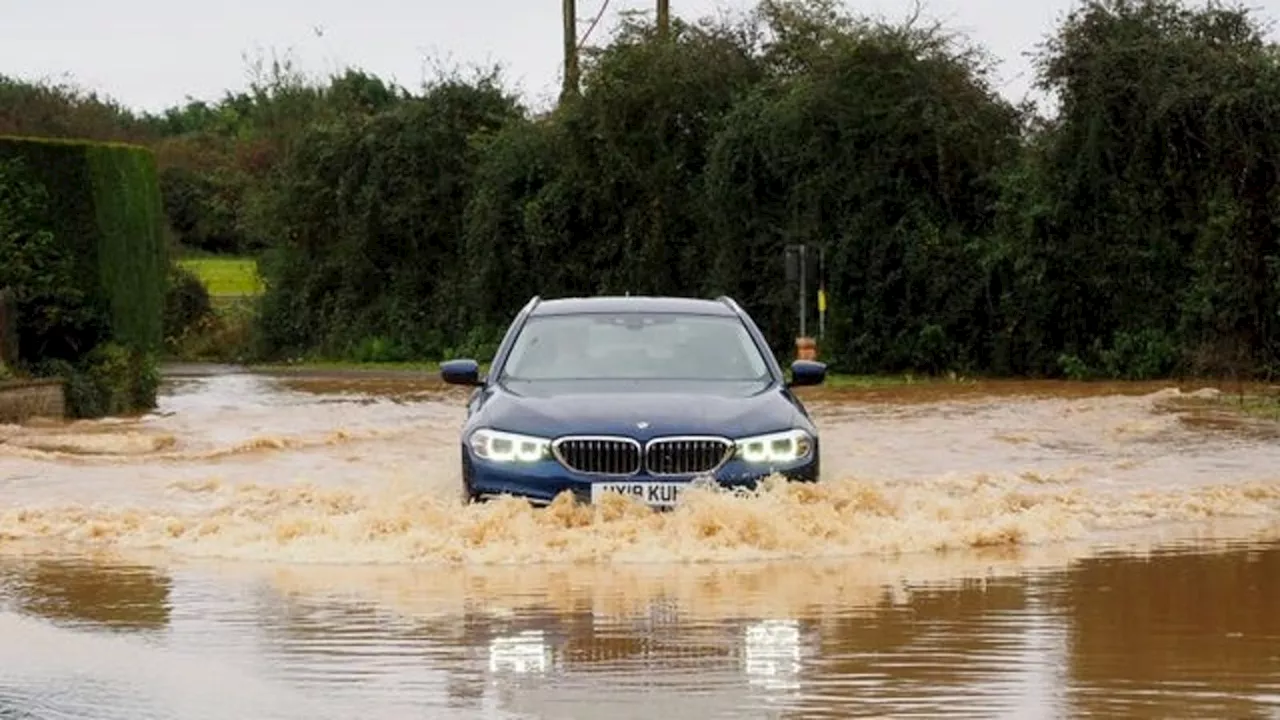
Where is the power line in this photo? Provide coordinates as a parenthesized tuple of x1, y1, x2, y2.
(578, 0, 613, 48)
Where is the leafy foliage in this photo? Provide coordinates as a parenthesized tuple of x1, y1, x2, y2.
(0, 74, 156, 144)
(1006, 0, 1280, 377)
(5, 0, 1280, 380)
(703, 5, 1023, 372)
(463, 15, 763, 327)
(253, 73, 521, 360)
(0, 155, 104, 361)
(163, 263, 213, 348)
(55, 341, 160, 419)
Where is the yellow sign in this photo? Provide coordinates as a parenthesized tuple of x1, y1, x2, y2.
(817, 288, 827, 313)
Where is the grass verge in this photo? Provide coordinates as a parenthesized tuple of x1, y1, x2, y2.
(1206, 390, 1280, 420)
(166, 255, 261, 364)
(820, 372, 971, 389)
(245, 359, 957, 389)
(250, 360, 451, 375)
(166, 296, 257, 364)
(178, 256, 262, 297)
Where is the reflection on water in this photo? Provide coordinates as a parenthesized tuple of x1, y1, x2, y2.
(2, 369, 1280, 717)
(1063, 545, 1280, 718)
(1, 543, 1278, 718)
(490, 631, 553, 674)
(743, 619, 802, 691)
(2, 559, 171, 632)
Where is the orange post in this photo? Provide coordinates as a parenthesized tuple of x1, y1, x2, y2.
(795, 336, 817, 361)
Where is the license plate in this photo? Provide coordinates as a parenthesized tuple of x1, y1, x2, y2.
(590, 481, 685, 508)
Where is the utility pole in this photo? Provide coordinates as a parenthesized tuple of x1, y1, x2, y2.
(799, 244, 807, 338)
(785, 243, 807, 338)
(785, 243, 823, 359)
(562, 0, 579, 101)
(657, 0, 670, 38)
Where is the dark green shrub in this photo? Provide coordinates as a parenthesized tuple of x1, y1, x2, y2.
(0, 154, 106, 361)
(11, 2, 1279, 383)
(163, 263, 213, 346)
(159, 165, 245, 254)
(58, 342, 159, 419)
(253, 77, 521, 360)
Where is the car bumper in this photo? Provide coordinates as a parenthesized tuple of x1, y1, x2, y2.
(462, 449, 820, 507)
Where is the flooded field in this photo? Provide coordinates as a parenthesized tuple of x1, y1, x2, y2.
(2, 368, 1279, 718)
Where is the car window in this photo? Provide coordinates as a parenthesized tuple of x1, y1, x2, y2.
(500, 312, 771, 382)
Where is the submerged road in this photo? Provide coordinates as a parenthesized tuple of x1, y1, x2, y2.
(1, 368, 1279, 718)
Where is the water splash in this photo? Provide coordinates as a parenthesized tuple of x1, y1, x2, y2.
(3, 472, 1279, 566)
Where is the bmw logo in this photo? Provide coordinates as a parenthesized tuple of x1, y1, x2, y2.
(636, 421, 650, 430)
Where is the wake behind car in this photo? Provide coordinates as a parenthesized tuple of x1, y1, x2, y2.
(441, 295, 825, 509)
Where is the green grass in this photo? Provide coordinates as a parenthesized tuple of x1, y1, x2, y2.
(245, 359, 955, 389)
(1212, 392, 1280, 420)
(179, 257, 262, 297)
(251, 360, 449, 374)
(820, 372, 969, 389)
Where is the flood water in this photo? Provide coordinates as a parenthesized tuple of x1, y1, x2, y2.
(2, 368, 1280, 718)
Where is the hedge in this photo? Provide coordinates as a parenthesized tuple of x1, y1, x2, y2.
(0, 135, 166, 417)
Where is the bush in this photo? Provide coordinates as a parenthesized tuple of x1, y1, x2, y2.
(0, 155, 106, 361)
(55, 342, 159, 419)
(16, 1, 1280, 382)
(164, 297, 257, 363)
(253, 77, 522, 359)
(159, 164, 247, 254)
(163, 262, 213, 346)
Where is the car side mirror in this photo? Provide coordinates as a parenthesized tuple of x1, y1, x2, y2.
(788, 359, 826, 387)
(441, 358, 482, 386)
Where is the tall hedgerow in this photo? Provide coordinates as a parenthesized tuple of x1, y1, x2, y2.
(0, 136, 167, 416)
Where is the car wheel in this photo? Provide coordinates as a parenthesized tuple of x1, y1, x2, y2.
(460, 484, 485, 505)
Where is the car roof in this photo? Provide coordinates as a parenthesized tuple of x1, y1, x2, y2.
(528, 296, 739, 317)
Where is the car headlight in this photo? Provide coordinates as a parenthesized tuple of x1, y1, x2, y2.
(469, 429, 551, 463)
(735, 429, 813, 464)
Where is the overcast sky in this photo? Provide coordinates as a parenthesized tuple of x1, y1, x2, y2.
(2, 0, 1278, 115)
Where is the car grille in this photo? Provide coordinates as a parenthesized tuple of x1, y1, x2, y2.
(644, 438, 734, 476)
(553, 437, 642, 475)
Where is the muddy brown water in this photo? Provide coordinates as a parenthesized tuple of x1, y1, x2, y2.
(2, 369, 1280, 719)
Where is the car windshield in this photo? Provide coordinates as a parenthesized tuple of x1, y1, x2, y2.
(499, 312, 772, 382)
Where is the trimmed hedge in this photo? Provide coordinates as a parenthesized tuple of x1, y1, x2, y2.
(0, 135, 166, 417)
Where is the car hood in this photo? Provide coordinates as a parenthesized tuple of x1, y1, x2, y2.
(477, 380, 805, 440)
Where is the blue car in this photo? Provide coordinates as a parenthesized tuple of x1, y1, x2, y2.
(440, 295, 826, 509)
